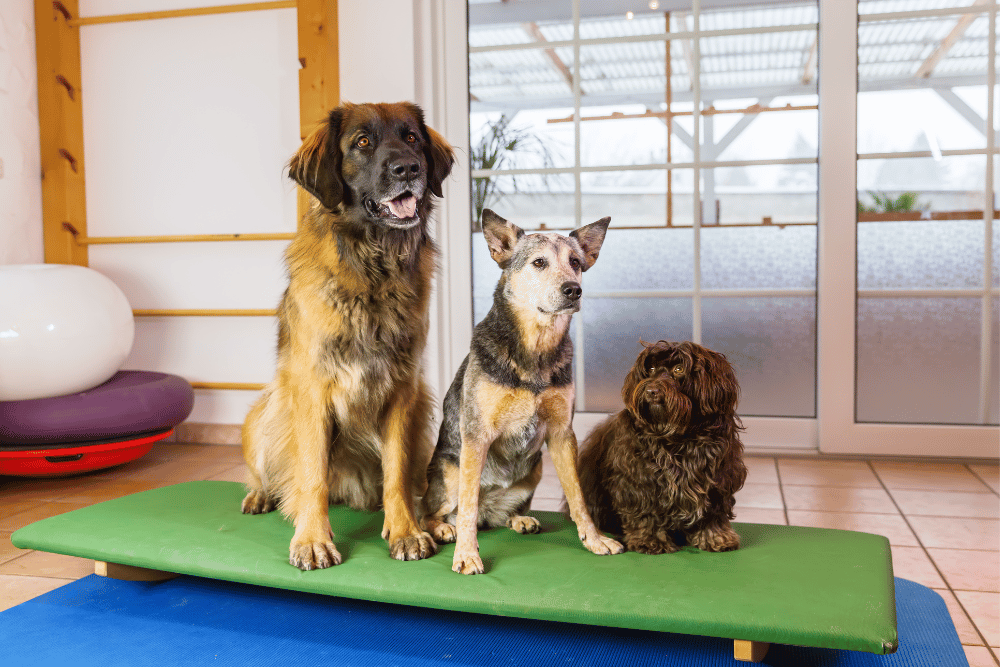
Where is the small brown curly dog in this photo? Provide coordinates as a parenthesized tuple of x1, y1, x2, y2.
(577, 340, 747, 554)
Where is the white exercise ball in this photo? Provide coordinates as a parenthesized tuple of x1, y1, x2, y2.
(0, 264, 135, 401)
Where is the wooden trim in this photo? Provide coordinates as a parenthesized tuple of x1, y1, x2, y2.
(67, 1, 296, 27)
(71, 232, 295, 245)
(133, 309, 277, 317)
(858, 209, 997, 222)
(191, 382, 267, 390)
(37, 0, 88, 266)
(295, 0, 339, 227)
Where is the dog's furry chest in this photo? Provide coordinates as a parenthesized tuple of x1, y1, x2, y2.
(639, 439, 718, 525)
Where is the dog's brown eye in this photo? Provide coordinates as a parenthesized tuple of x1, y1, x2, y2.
(357, 136, 370, 149)
(569, 257, 580, 270)
(532, 258, 547, 269)
(406, 132, 417, 143)
(671, 364, 685, 377)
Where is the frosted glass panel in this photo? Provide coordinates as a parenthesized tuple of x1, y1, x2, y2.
(80, 10, 300, 237)
(858, 221, 984, 290)
(701, 226, 816, 289)
(585, 228, 694, 292)
(857, 298, 983, 424)
(701, 297, 816, 418)
(582, 298, 693, 412)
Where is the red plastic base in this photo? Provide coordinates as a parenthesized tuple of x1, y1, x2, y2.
(0, 429, 172, 477)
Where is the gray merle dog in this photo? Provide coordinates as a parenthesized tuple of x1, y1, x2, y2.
(421, 209, 625, 575)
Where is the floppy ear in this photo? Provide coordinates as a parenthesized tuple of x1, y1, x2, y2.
(570, 217, 611, 270)
(690, 344, 740, 417)
(424, 126, 455, 197)
(287, 108, 345, 211)
(481, 209, 523, 269)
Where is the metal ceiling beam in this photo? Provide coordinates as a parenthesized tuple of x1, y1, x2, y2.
(914, 0, 987, 79)
(934, 87, 991, 139)
(801, 33, 818, 84)
(521, 21, 583, 94)
(470, 71, 987, 113)
(469, 0, 814, 26)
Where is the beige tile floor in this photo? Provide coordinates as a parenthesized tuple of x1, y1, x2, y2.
(0, 445, 997, 664)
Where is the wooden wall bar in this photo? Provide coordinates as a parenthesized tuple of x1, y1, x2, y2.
(34, 0, 338, 390)
(295, 0, 339, 226)
(37, 0, 88, 266)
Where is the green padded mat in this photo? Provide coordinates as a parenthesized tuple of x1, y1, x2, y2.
(12, 481, 897, 654)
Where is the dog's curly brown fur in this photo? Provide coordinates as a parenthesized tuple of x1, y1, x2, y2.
(577, 340, 747, 554)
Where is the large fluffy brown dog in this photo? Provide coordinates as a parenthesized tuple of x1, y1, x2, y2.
(577, 340, 747, 554)
(241, 102, 454, 570)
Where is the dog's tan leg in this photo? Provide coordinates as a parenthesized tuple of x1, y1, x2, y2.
(505, 457, 543, 534)
(380, 383, 438, 561)
(423, 460, 459, 543)
(240, 394, 277, 514)
(452, 435, 491, 575)
(286, 379, 341, 571)
(542, 394, 624, 556)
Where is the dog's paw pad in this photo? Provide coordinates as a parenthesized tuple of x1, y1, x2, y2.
(452, 551, 485, 575)
(289, 540, 342, 570)
(508, 515, 541, 534)
(583, 534, 625, 556)
(241, 490, 276, 515)
(390, 531, 439, 561)
(429, 522, 457, 543)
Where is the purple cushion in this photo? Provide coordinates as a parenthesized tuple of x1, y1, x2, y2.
(0, 371, 194, 446)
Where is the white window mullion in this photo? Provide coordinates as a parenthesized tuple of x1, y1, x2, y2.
(980, 10, 996, 424)
(692, 0, 703, 345)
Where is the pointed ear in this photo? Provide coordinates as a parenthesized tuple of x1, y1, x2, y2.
(569, 217, 610, 270)
(424, 126, 455, 198)
(287, 108, 345, 211)
(481, 209, 523, 269)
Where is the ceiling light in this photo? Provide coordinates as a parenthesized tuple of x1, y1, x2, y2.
(626, 11, 634, 19)
(649, 0, 660, 9)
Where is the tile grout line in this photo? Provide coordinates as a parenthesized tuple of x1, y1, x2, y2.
(772, 458, 790, 526)
(867, 460, 999, 661)
(964, 462, 1000, 498)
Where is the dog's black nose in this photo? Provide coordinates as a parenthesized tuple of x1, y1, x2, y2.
(645, 385, 663, 403)
(390, 158, 421, 179)
(562, 282, 582, 301)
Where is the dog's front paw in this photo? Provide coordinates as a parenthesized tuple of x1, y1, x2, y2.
(688, 523, 740, 552)
(452, 549, 485, 575)
(581, 533, 625, 556)
(508, 515, 541, 534)
(241, 489, 276, 515)
(626, 537, 680, 555)
(427, 520, 457, 543)
(389, 531, 439, 561)
(289, 538, 342, 570)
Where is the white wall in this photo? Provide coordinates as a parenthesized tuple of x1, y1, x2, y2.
(0, 0, 44, 265)
(41, 0, 472, 428)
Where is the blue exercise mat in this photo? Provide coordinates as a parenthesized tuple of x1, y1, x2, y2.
(0, 575, 964, 666)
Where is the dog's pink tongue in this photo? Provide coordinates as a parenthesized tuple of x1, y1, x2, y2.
(388, 195, 417, 219)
